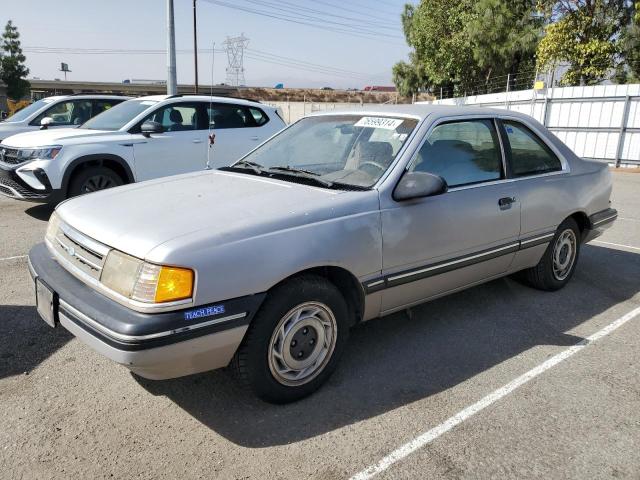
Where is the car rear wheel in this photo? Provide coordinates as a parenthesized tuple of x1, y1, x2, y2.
(68, 166, 124, 198)
(231, 275, 349, 403)
(520, 217, 581, 291)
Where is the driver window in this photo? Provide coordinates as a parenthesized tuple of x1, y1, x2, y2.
(411, 119, 503, 187)
(145, 104, 200, 132)
(33, 100, 93, 126)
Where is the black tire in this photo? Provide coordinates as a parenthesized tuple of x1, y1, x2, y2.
(68, 166, 124, 198)
(520, 217, 581, 291)
(231, 275, 350, 404)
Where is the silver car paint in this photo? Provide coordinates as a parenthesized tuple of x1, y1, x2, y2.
(53, 104, 613, 342)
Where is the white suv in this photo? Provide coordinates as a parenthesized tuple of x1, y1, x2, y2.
(0, 94, 129, 142)
(0, 95, 285, 203)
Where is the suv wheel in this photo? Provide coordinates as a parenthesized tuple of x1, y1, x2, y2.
(232, 275, 350, 403)
(520, 217, 581, 291)
(68, 166, 124, 198)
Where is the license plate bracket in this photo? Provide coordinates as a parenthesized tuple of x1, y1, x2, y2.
(35, 278, 58, 328)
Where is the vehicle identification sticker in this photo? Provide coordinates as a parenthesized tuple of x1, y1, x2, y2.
(184, 304, 225, 321)
(140, 100, 158, 105)
(355, 117, 404, 130)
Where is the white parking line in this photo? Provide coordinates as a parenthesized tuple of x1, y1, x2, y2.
(592, 240, 640, 252)
(618, 217, 639, 222)
(0, 254, 27, 262)
(349, 305, 640, 480)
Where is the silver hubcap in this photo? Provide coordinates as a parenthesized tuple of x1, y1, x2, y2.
(552, 229, 577, 281)
(81, 175, 116, 193)
(268, 302, 337, 386)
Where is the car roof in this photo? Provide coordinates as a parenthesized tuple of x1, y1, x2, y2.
(137, 95, 269, 108)
(44, 94, 131, 100)
(308, 103, 529, 122)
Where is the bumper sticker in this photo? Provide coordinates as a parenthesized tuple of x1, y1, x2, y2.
(184, 304, 225, 321)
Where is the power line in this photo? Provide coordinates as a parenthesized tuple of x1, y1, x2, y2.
(244, 0, 399, 30)
(299, 0, 401, 25)
(235, 0, 402, 36)
(200, 0, 406, 44)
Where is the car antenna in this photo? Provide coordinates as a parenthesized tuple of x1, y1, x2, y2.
(206, 42, 215, 170)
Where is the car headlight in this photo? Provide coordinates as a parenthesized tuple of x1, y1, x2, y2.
(45, 211, 61, 244)
(101, 250, 194, 304)
(18, 145, 62, 161)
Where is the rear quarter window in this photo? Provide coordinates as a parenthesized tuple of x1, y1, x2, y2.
(503, 121, 562, 176)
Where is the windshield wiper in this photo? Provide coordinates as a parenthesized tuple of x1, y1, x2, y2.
(267, 166, 334, 187)
(231, 160, 268, 175)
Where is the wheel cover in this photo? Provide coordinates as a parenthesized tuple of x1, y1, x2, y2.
(81, 175, 116, 193)
(268, 301, 337, 386)
(552, 228, 577, 281)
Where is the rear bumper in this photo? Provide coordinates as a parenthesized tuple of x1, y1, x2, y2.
(28, 243, 265, 379)
(583, 208, 617, 243)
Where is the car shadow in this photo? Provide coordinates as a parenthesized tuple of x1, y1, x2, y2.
(133, 244, 640, 447)
(0, 305, 72, 379)
(24, 203, 55, 222)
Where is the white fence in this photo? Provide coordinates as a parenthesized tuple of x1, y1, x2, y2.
(425, 84, 640, 166)
(263, 101, 370, 124)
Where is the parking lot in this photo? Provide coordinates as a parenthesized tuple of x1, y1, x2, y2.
(0, 171, 638, 479)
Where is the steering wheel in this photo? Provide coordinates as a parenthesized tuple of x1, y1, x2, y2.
(359, 160, 387, 173)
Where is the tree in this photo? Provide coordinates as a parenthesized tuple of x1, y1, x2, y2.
(617, 1, 639, 81)
(393, 0, 542, 96)
(467, 0, 541, 88)
(536, 1, 632, 86)
(0, 20, 30, 100)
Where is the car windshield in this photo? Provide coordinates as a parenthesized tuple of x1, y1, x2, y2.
(234, 114, 419, 188)
(3, 98, 52, 123)
(80, 99, 157, 131)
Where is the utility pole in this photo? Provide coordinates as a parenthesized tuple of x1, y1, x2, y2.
(166, 0, 178, 95)
(193, 0, 198, 94)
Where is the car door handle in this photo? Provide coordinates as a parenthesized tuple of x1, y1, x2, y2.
(192, 139, 203, 144)
(498, 196, 516, 207)
(250, 136, 260, 141)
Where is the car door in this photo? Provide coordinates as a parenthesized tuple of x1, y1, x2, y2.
(205, 103, 265, 167)
(132, 102, 208, 181)
(378, 118, 521, 313)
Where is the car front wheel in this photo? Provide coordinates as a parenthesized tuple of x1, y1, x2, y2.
(521, 217, 581, 291)
(232, 275, 349, 403)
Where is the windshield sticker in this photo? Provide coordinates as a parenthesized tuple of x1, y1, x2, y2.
(140, 101, 158, 105)
(355, 117, 404, 130)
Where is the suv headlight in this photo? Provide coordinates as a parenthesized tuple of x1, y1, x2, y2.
(101, 250, 194, 304)
(18, 145, 62, 161)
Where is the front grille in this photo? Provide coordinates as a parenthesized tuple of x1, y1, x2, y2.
(50, 224, 110, 281)
(0, 146, 22, 166)
(0, 176, 48, 199)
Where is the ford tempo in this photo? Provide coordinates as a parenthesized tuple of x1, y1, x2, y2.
(28, 105, 617, 403)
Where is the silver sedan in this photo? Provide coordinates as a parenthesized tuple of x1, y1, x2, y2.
(29, 105, 617, 403)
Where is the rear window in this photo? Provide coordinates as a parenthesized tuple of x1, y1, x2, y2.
(206, 104, 269, 129)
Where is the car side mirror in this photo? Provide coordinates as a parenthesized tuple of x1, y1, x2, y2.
(39, 117, 53, 130)
(393, 171, 447, 201)
(141, 120, 163, 137)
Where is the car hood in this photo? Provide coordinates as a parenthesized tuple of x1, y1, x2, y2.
(0, 124, 32, 141)
(56, 170, 374, 261)
(1, 127, 118, 147)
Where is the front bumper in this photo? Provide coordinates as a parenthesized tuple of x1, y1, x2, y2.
(28, 243, 265, 379)
(0, 161, 59, 203)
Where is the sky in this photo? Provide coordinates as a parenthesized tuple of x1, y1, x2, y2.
(3, 0, 411, 89)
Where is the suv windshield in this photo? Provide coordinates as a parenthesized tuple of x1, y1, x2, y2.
(234, 114, 418, 188)
(81, 99, 157, 131)
(3, 98, 52, 123)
